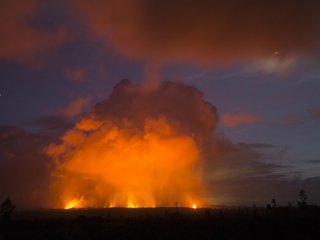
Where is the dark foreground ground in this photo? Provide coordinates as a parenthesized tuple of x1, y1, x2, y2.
(1, 206, 320, 240)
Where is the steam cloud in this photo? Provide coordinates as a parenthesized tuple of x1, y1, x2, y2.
(47, 80, 218, 208)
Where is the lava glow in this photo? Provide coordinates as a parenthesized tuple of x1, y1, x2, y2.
(64, 197, 85, 209)
(127, 200, 137, 208)
(48, 117, 203, 208)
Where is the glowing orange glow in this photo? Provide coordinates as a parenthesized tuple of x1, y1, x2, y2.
(192, 204, 197, 209)
(127, 200, 137, 208)
(48, 117, 204, 208)
(64, 197, 85, 209)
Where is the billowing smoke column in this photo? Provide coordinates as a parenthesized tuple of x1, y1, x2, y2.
(47, 80, 218, 208)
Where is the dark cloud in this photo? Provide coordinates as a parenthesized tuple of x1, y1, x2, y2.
(202, 134, 320, 206)
(0, 0, 71, 63)
(245, 143, 276, 149)
(4, 0, 319, 65)
(203, 134, 286, 179)
(0, 126, 55, 209)
(280, 115, 303, 125)
(74, 0, 320, 64)
(2, 0, 319, 65)
(28, 96, 92, 135)
(31, 115, 74, 134)
(220, 112, 261, 128)
(92, 79, 218, 142)
(310, 108, 320, 118)
(64, 68, 86, 82)
(266, 115, 305, 126)
(306, 159, 320, 164)
(203, 136, 320, 205)
(207, 174, 320, 206)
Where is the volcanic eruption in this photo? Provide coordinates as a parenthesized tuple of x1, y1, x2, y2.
(47, 80, 218, 208)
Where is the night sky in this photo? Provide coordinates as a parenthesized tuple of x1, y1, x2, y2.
(1, 0, 320, 208)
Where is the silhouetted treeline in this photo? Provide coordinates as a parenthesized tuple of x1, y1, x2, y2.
(1, 206, 320, 240)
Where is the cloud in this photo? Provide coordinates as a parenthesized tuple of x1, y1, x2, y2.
(31, 115, 74, 135)
(248, 56, 298, 75)
(279, 115, 302, 125)
(60, 96, 92, 119)
(202, 134, 320, 205)
(245, 143, 276, 149)
(265, 114, 305, 126)
(73, 0, 320, 64)
(310, 108, 320, 118)
(2, 0, 319, 67)
(201, 134, 298, 205)
(1, 80, 220, 208)
(0, 0, 70, 63)
(92, 79, 218, 141)
(0, 126, 54, 208)
(47, 80, 218, 207)
(64, 68, 86, 82)
(207, 174, 320, 206)
(306, 159, 320, 164)
(203, 134, 284, 179)
(220, 112, 261, 127)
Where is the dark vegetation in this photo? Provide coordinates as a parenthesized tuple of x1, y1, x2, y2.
(1, 193, 320, 240)
(0, 198, 15, 222)
(1, 206, 320, 239)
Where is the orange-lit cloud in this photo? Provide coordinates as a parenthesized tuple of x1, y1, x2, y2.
(220, 113, 261, 128)
(47, 80, 218, 208)
(73, 0, 320, 64)
(61, 96, 92, 119)
(65, 68, 86, 82)
(48, 117, 201, 208)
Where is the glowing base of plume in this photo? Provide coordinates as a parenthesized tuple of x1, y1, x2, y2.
(51, 118, 203, 209)
(64, 197, 85, 209)
(127, 200, 138, 208)
(64, 197, 200, 209)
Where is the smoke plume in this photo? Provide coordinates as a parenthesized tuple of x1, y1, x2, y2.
(47, 80, 218, 208)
